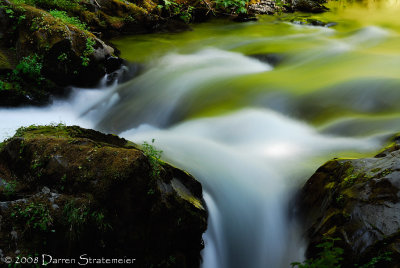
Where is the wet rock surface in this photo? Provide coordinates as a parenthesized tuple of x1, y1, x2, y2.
(291, 0, 328, 13)
(248, 0, 282, 15)
(299, 137, 400, 267)
(0, 125, 207, 268)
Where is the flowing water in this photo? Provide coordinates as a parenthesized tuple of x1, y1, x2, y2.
(2, 0, 400, 267)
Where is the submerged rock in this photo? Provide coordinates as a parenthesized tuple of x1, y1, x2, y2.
(249, 53, 285, 66)
(299, 137, 400, 267)
(0, 125, 207, 267)
(290, 18, 337, 27)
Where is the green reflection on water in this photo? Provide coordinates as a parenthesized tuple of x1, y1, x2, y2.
(111, 0, 400, 128)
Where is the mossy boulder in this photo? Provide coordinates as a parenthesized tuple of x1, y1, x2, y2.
(298, 137, 400, 267)
(0, 125, 207, 267)
(0, 1, 117, 87)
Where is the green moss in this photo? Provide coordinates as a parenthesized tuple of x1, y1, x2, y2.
(0, 50, 12, 70)
(380, 168, 393, 177)
(172, 182, 204, 210)
(49, 10, 88, 31)
(325, 181, 336, 189)
(342, 174, 358, 186)
(344, 165, 354, 176)
(14, 123, 68, 138)
(10, 0, 80, 10)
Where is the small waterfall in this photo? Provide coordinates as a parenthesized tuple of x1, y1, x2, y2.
(119, 109, 379, 268)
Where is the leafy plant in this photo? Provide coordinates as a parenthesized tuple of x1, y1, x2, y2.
(81, 38, 96, 67)
(11, 201, 53, 232)
(215, 0, 248, 14)
(141, 139, 163, 177)
(157, 0, 195, 23)
(356, 251, 392, 268)
(63, 200, 90, 240)
(11, 54, 44, 83)
(63, 200, 111, 240)
(291, 238, 343, 268)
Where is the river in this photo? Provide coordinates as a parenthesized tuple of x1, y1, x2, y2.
(1, 0, 400, 267)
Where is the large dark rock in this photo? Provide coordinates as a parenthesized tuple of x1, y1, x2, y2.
(0, 125, 207, 267)
(298, 137, 400, 267)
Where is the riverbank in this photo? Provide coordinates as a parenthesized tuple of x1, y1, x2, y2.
(0, 0, 327, 107)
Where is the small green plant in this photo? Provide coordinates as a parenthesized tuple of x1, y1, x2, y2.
(57, 52, 68, 61)
(291, 238, 343, 268)
(11, 201, 53, 231)
(63, 200, 111, 240)
(91, 211, 112, 232)
(142, 139, 163, 177)
(81, 38, 96, 67)
(142, 139, 163, 159)
(63, 200, 89, 240)
(147, 189, 155, 195)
